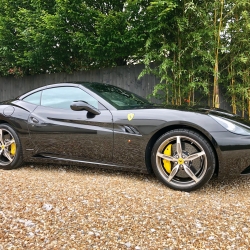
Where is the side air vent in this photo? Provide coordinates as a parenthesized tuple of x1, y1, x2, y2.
(123, 125, 140, 135)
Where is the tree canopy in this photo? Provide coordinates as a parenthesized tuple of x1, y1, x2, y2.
(140, 0, 250, 116)
(0, 0, 150, 75)
(0, 0, 250, 116)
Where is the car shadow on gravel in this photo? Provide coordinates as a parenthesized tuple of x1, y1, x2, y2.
(22, 163, 250, 192)
(23, 163, 156, 182)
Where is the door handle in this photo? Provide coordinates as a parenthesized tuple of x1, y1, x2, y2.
(30, 116, 39, 124)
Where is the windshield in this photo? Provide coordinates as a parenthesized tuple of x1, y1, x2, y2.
(82, 82, 154, 110)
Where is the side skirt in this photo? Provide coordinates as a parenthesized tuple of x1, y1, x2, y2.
(26, 154, 149, 174)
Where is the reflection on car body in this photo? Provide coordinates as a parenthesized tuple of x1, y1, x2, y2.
(1, 82, 250, 191)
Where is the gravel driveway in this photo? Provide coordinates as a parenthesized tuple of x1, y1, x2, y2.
(1, 164, 250, 249)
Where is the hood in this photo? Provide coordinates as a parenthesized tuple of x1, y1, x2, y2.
(163, 105, 250, 128)
(158, 104, 236, 117)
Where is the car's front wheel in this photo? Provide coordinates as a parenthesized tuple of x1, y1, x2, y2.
(0, 124, 23, 170)
(151, 129, 216, 191)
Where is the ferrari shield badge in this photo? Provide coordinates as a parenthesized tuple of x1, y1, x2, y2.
(127, 113, 134, 121)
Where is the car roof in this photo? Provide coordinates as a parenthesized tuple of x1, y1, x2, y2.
(18, 82, 117, 111)
(18, 82, 102, 99)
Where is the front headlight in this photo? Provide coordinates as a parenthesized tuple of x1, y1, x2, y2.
(210, 115, 250, 135)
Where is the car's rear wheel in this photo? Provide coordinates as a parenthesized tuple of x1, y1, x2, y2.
(151, 129, 216, 191)
(0, 124, 23, 170)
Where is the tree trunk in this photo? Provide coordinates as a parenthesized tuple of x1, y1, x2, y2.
(213, 0, 224, 108)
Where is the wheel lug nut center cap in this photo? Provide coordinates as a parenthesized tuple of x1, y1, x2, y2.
(178, 158, 184, 164)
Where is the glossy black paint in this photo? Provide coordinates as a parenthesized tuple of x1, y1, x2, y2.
(1, 82, 250, 177)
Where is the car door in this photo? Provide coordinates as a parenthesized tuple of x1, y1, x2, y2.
(25, 86, 113, 163)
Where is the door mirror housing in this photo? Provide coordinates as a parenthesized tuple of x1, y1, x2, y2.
(70, 101, 101, 115)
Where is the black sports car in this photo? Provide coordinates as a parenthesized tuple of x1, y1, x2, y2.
(1, 82, 250, 191)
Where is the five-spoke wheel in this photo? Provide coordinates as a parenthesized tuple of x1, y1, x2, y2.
(0, 124, 22, 170)
(151, 129, 215, 191)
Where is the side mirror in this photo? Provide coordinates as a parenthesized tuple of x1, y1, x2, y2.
(70, 101, 101, 115)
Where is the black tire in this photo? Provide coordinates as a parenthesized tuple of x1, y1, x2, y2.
(151, 129, 216, 192)
(0, 124, 23, 170)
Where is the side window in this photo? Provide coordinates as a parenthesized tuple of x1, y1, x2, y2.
(41, 87, 99, 110)
(23, 91, 41, 105)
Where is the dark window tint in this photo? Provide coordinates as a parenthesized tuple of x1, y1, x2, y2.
(82, 83, 153, 110)
(41, 87, 98, 109)
(23, 91, 41, 105)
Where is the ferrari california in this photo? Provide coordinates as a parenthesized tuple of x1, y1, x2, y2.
(0, 82, 250, 191)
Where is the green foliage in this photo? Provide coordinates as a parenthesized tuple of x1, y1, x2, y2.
(1, 0, 250, 117)
(140, 0, 250, 115)
(0, 0, 149, 75)
(140, 0, 214, 105)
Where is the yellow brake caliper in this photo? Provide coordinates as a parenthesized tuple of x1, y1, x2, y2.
(10, 143, 16, 155)
(163, 144, 172, 173)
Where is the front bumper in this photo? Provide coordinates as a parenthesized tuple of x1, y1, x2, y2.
(210, 131, 250, 177)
